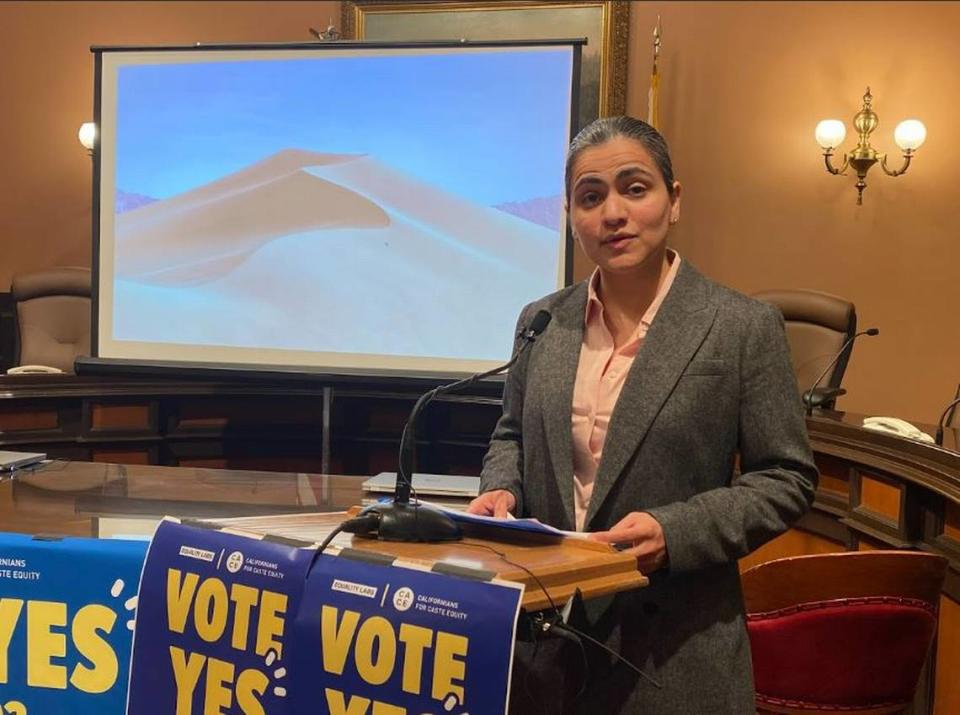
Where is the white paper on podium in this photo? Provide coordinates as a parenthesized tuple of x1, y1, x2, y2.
(416, 499, 589, 539)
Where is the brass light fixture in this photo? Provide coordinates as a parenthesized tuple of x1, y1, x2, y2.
(815, 87, 926, 204)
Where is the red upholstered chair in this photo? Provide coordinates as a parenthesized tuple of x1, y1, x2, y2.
(741, 551, 947, 715)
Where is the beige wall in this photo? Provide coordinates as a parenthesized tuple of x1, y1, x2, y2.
(614, 1, 959, 424)
(1, 1, 957, 423)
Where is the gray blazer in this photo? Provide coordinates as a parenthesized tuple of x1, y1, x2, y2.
(481, 260, 818, 714)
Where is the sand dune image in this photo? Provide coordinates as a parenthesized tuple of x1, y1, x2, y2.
(113, 149, 561, 360)
(116, 150, 390, 284)
(123, 148, 358, 219)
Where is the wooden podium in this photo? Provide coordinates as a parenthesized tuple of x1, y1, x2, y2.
(212, 512, 647, 611)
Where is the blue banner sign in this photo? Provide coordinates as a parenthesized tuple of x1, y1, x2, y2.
(127, 519, 523, 714)
(0, 533, 148, 715)
(126, 519, 314, 715)
(290, 551, 523, 714)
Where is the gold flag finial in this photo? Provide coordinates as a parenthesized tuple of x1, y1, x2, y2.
(653, 15, 662, 63)
(648, 15, 662, 129)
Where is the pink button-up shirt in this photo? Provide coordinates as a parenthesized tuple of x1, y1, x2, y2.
(572, 251, 681, 531)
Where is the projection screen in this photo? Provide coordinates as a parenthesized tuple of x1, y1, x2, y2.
(91, 41, 579, 378)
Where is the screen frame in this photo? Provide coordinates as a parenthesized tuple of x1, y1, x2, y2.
(87, 39, 582, 383)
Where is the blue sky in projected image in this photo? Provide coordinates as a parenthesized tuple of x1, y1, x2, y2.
(115, 50, 571, 205)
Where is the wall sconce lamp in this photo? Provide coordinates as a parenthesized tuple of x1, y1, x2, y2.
(78, 122, 96, 155)
(815, 87, 926, 204)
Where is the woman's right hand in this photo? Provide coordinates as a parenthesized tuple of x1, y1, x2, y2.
(467, 489, 516, 517)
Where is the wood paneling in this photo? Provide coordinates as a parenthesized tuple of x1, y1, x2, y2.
(814, 453, 851, 496)
(91, 449, 151, 465)
(90, 403, 151, 430)
(0, 404, 58, 431)
(175, 398, 322, 429)
(859, 472, 902, 522)
(739, 528, 845, 573)
(818, 473, 849, 497)
(944, 501, 960, 542)
(857, 537, 886, 551)
(176, 457, 227, 469)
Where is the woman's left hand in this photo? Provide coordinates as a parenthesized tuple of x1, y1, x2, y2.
(588, 512, 668, 574)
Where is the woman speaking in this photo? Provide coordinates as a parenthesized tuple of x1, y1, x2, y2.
(469, 116, 817, 714)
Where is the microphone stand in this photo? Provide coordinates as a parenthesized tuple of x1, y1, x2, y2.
(803, 328, 879, 416)
(934, 385, 960, 447)
(349, 312, 550, 542)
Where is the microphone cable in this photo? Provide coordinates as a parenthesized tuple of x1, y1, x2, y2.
(456, 540, 662, 691)
(316, 512, 381, 554)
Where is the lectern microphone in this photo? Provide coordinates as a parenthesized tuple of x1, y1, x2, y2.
(803, 328, 879, 416)
(347, 309, 552, 542)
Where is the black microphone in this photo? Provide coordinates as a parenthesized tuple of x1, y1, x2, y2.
(934, 384, 960, 447)
(803, 328, 879, 416)
(350, 309, 552, 542)
(516, 309, 553, 342)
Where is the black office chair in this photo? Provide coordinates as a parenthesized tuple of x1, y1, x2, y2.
(753, 289, 856, 410)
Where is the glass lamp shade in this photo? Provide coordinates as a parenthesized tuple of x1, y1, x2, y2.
(815, 119, 846, 149)
(78, 122, 96, 151)
(894, 119, 926, 151)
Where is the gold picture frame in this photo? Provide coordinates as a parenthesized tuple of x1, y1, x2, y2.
(341, 1, 630, 129)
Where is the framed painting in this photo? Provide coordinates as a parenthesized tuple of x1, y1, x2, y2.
(341, 1, 630, 129)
